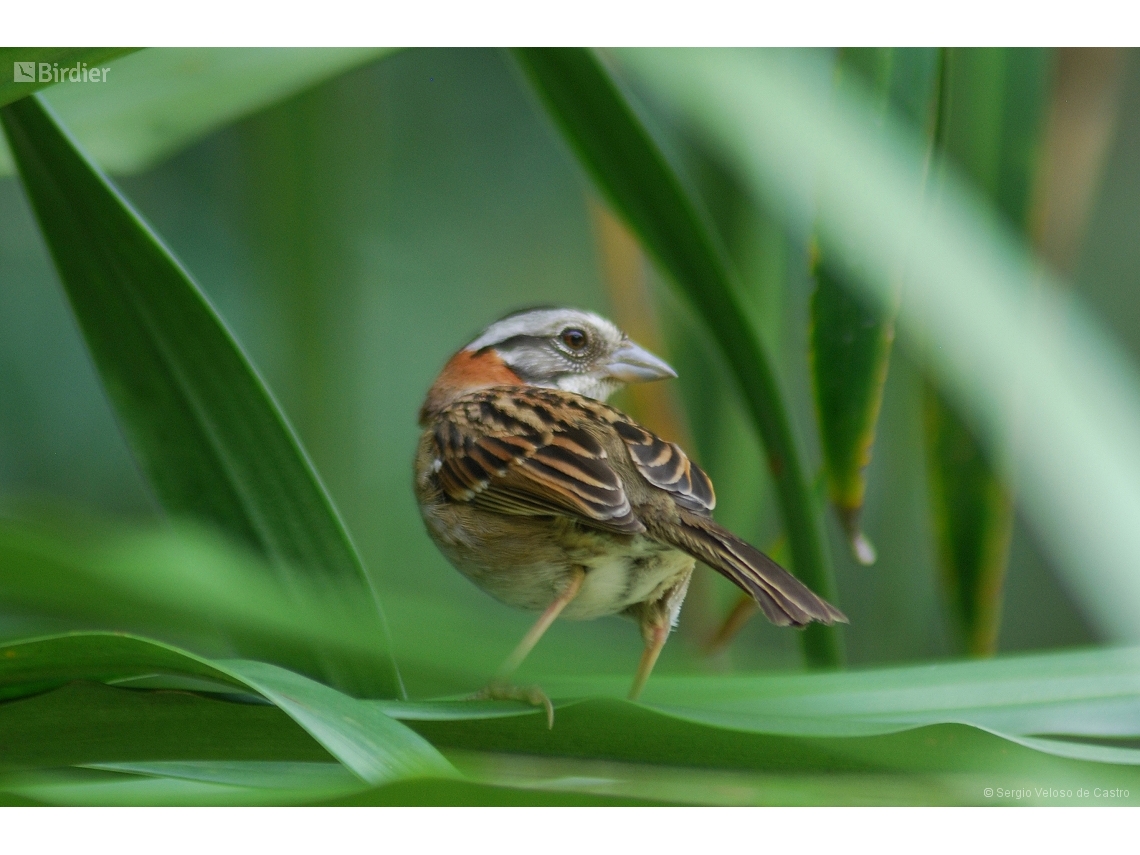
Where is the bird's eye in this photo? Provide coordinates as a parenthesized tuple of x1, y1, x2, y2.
(560, 328, 588, 351)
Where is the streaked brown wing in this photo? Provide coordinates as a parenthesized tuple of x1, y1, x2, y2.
(433, 389, 645, 534)
(611, 420, 716, 514)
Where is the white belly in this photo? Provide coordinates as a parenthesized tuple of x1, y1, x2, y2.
(561, 539, 693, 620)
(420, 497, 695, 620)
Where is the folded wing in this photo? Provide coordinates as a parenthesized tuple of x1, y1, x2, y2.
(432, 388, 645, 534)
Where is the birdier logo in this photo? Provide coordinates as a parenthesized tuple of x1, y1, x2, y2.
(13, 61, 110, 84)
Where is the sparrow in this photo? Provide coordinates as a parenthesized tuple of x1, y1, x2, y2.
(414, 307, 845, 718)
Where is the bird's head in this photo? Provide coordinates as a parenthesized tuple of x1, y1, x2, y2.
(466, 307, 676, 399)
(420, 307, 676, 423)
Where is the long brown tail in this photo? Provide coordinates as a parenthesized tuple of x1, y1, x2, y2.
(653, 511, 847, 627)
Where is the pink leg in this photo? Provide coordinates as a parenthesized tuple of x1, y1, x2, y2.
(628, 568, 691, 700)
(629, 619, 669, 701)
(497, 567, 586, 678)
(472, 568, 586, 729)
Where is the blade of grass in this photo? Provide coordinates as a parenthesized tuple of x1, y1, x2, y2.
(511, 47, 842, 668)
(31, 48, 397, 175)
(811, 48, 941, 564)
(314, 776, 668, 807)
(223, 659, 456, 785)
(9, 764, 665, 807)
(0, 632, 453, 786)
(0, 49, 400, 176)
(4, 632, 1140, 806)
(407, 702, 1140, 785)
(0, 517, 394, 679)
(0, 681, 334, 771)
(387, 642, 1140, 743)
(924, 48, 1051, 655)
(0, 94, 399, 696)
(84, 760, 359, 793)
(616, 48, 1140, 645)
(4, 766, 363, 807)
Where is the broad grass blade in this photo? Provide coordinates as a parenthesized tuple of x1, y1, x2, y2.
(616, 49, 1140, 644)
(924, 48, 1051, 655)
(0, 632, 450, 787)
(0, 95, 399, 695)
(811, 48, 941, 564)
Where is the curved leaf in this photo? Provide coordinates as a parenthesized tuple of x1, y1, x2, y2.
(4, 632, 1140, 805)
(923, 48, 1051, 655)
(0, 94, 399, 696)
(617, 48, 1140, 644)
(224, 659, 455, 785)
(811, 48, 941, 564)
(0, 632, 452, 786)
(0, 517, 393, 681)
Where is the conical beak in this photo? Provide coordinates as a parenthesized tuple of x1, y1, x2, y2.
(606, 340, 678, 383)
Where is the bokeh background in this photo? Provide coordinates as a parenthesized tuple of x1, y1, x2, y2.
(3, 48, 1137, 698)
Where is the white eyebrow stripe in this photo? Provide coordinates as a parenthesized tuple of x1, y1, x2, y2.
(464, 309, 621, 351)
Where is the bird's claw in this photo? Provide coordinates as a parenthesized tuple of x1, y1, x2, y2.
(469, 680, 555, 729)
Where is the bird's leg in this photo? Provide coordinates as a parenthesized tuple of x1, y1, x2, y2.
(628, 568, 691, 701)
(629, 617, 670, 701)
(497, 567, 586, 678)
(471, 566, 586, 728)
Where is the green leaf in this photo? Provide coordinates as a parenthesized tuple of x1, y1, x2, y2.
(313, 776, 669, 807)
(222, 659, 456, 785)
(395, 646, 1140, 799)
(0, 48, 396, 175)
(5, 765, 360, 807)
(0, 94, 399, 696)
(0, 632, 454, 789)
(0, 681, 331, 771)
(923, 48, 1051, 655)
(0, 633, 245, 701)
(85, 760, 359, 792)
(510, 47, 842, 667)
(810, 264, 895, 564)
(4, 632, 1140, 805)
(0, 517, 393, 680)
(12, 765, 653, 807)
(414, 644, 1140, 740)
(0, 48, 138, 110)
(615, 49, 1140, 645)
(922, 388, 1015, 654)
(810, 48, 941, 564)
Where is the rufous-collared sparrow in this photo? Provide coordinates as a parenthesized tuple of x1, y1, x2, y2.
(414, 307, 845, 720)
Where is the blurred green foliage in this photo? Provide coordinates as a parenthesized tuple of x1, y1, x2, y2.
(2, 47, 1139, 804)
(0, 45, 1108, 678)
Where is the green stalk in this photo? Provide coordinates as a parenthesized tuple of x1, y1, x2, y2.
(925, 48, 1051, 655)
(811, 48, 942, 564)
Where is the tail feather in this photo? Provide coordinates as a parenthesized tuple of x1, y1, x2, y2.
(655, 512, 847, 627)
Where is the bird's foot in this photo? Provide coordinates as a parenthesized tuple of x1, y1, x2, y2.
(469, 679, 555, 729)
